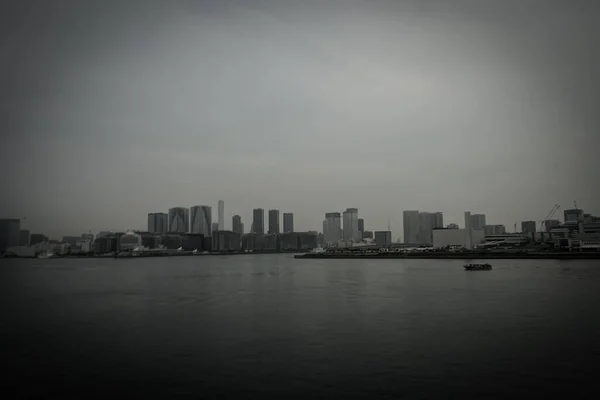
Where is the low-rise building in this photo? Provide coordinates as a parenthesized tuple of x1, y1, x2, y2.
(212, 231, 241, 252)
(119, 231, 142, 251)
(374, 231, 392, 246)
(432, 228, 485, 249)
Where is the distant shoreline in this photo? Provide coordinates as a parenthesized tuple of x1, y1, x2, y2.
(294, 252, 600, 260)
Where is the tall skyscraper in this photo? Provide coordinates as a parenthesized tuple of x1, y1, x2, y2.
(358, 218, 364, 234)
(342, 208, 359, 241)
(403, 210, 420, 244)
(191, 205, 212, 235)
(147, 213, 167, 234)
(434, 212, 444, 229)
(470, 214, 486, 231)
(252, 208, 264, 234)
(418, 212, 436, 244)
(464, 212, 473, 249)
(0, 218, 21, 253)
(283, 213, 294, 233)
(168, 207, 189, 233)
(268, 209, 280, 234)
(323, 212, 342, 243)
(218, 200, 224, 230)
(232, 215, 244, 235)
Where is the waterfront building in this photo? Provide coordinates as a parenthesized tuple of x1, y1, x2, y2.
(119, 230, 143, 251)
(30, 233, 48, 245)
(374, 231, 392, 246)
(323, 212, 342, 243)
(252, 208, 264, 234)
(181, 233, 204, 251)
(484, 225, 506, 235)
(342, 208, 359, 241)
(434, 212, 444, 229)
(268, 209, 280, 234)
(433, 228, 485, 249)
(148, 212, 168, 234)
(190, 206, 212, 235)
(168, 207, 189, 233)
(232, 215, 244, 235)
(363, 230, 374, 239)
(218, 200, 224, 230)
(0, 218, 20, 253)
(418, 212, 437, 245)
(564, 209, 583, 223)
(470, 214, 487, 231)
(521, 220, 537, 236)
(283, 213, 294, 233)
(19, 230, 30, 246)
(212, 230, 241, 252)
(358, 218, 364, 235)
(211, 222, 219, 233)
(403, 210, 420, 244)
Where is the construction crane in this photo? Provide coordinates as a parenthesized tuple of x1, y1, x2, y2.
(540, 204, 560, 232)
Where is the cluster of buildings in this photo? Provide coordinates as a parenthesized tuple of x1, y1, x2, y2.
(423, 208, 600, 251)
(2, 202, 599, 257)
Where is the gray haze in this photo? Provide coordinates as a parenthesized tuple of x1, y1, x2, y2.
(2, 0, 599, 238)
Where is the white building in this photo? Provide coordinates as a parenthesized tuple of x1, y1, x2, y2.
(218, 200, 224, 230)
(342, 208, 359, 241)
(190, 205, 212, 235)
(433, 228, 485, 249)
(403, 210, 420, 244)
(168, 207, 189, 233)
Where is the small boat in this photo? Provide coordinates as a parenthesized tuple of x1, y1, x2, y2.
(464, 263, 492, 270)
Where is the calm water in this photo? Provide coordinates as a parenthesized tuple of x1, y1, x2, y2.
(2, 255, 599, 398)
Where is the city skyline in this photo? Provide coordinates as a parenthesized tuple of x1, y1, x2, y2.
(2, 0, 599, 238)
(7, 200, 596, 242)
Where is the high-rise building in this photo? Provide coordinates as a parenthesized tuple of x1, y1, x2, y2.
(218, 200, 224, 230)
(232, 215, 244, 235)
(358, 218, 364, 234)
(434, 212, 444, 229)
(191, 205, 212, 235)
(283, 213, 294, 233)
(464, 212, 473, 249)
(148, 212, 168, 234)
(374, 231, 392, 246)
(211, 222, 219, 233)
(252, 209, 264, 234)
(168, 207, 189, 233)
(268, 209, 280, 234)
(470, 214, 487, 231)
(403, 210, 420, 244)
(521, 221, 536, 235)
(418, 212, 436, 245)
(323, 212, 342, 243)
(0, 218, 21, 253)
(342, 208, 359, 241)
(19, 230, 30, 246)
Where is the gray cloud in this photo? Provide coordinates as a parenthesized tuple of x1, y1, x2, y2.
(1, 0, 598, 238)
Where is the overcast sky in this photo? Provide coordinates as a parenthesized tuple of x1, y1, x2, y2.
(2, 0, 599, 239)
